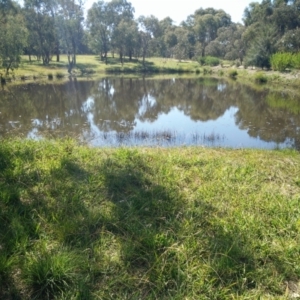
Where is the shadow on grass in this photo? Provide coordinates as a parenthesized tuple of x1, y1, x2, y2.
(0, 144, 38, 299)
(95, 56, 150, 66)
(41, 148, 259, 297)
(0, 143, 292, 298)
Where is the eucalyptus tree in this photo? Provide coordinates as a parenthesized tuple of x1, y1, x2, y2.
(56, 0, 85, 70)
(112, 19, 139, 63)
(279, 28, 300, 52)
(242, 0, 300, 67)
(87, 0, 135, 63)
(138, 15, 161, 58)
(191, 8, 231, 57)
(205, 24, 245, 62)
(0, 0, 16, 23)
(244, 24, 277, 68)
(107, 0, 135, 61)
(0, 4, 28, 74)
(87, 0, 111, 63)
(23, 0, 58, 65)
(172, 27, 193, 60)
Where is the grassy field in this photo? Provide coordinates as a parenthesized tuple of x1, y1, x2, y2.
(10, 55, 200, 80)
(1, 139, 300, 299)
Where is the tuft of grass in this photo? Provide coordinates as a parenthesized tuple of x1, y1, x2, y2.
(23, 247, 83, 299)
(55, 71, 64, 79)
(254, 72, 268, 84)
(228, 69, 238, 78)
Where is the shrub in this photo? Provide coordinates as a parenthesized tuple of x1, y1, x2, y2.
(270, 52, 293, 72)
(254, 72, 268, 84)
(0, 75, 6, 84)
(293, 52, 300, 69)
(47, 73, 53, 80)
(55, 72, 64, 79)
(198, 56, 220, 66)
(228, 69, 238, 78)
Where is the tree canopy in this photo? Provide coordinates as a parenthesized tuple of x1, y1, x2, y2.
(1, 0, 300, 71)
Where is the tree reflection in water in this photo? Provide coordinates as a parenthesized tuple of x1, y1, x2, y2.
(0, 77, 300, 149)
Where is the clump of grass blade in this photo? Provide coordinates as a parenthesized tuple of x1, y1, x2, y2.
(23, 248, 81, 299)
(254, 72, 268, 84)
(229, 69, 238, 78)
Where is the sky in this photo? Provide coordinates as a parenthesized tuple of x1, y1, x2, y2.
(85, 0, 261, 24)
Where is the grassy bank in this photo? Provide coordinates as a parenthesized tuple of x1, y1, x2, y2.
(10, 55, 200, 80)
(1, 139, 300, 299)
(1, 55, 298, 88)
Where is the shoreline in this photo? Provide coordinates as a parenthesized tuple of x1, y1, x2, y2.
(1, 55, 300, 89)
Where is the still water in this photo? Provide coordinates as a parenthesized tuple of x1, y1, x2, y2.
(1, 77, 300, 149)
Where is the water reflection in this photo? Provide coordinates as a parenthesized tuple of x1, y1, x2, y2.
(0, 77, 300, 149)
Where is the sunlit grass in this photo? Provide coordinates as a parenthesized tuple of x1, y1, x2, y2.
(1, 139, 300, 298)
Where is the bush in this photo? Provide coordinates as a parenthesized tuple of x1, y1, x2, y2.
(254, 72, 268, 84)
(293, 52, 300, 69)
(270, 52, 293, 72)
(198, 56, 220, 66)
(55, 72, 64, 79)
(47, 73, 53, 80)
(228, 69, 238, 78)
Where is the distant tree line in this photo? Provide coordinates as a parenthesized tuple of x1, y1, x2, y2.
(0, 0, 300, 73)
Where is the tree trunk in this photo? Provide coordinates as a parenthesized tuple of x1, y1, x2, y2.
(120, 52, 123, 65)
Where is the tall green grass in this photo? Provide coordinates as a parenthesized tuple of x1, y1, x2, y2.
(1, 139, 300, 299)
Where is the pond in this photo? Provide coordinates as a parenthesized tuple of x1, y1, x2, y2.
(1, 77, 300, 149)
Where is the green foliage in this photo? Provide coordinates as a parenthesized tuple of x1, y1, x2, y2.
(254, 72, 268, 84)
(198, 56, 220, 66)
(244, 25, 277, 69)
(270, 52, 300, 71)
(0, 13, 28, 74)
(55, 71, 64, 79)
(270, 52, 294, 71)
(228, 69, 238, 78)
